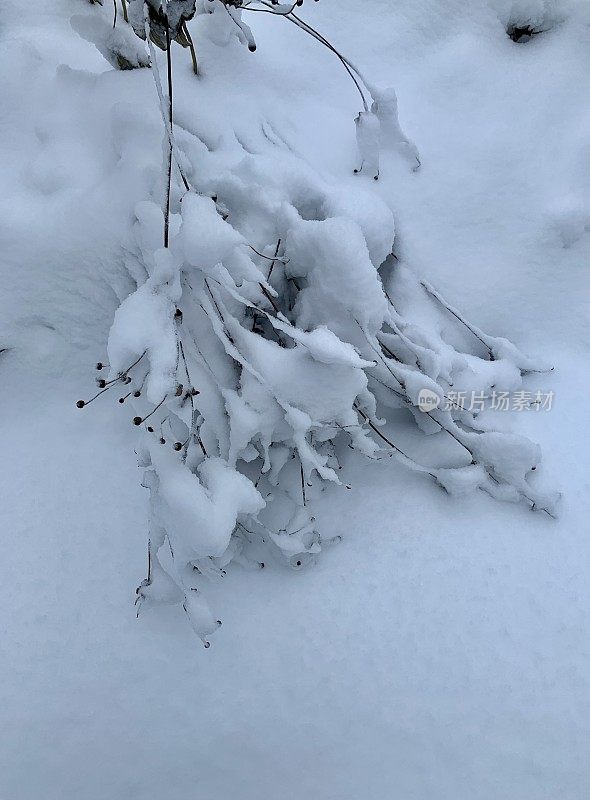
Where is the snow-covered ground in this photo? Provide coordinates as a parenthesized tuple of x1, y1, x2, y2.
(1, 1, 590, 798)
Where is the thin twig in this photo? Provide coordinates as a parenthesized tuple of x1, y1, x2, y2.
(144, 7, 191, 192)
(179, 340, 207, 456)
(300, 460, 306, 507)
(248, 243, 288, 265)
(266, 238, 282, 280)
(244, 3, 370, 110)
(182, 21, 198, 75)
(164, 18, 173, 248)
(419, 280, 494, 359)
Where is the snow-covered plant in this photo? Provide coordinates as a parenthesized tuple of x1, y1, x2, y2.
(76, 0, 559, 646)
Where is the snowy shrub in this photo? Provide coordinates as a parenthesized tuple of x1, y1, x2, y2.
(76, 0, 559, 645)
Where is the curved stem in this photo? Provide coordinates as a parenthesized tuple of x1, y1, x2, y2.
(182, 21, 198, 75)
(243, 2, 370, 110)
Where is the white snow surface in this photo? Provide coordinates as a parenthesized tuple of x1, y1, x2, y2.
(2, 1, 590, 798)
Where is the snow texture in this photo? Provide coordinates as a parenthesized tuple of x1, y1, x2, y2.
(1, 0, 590, 797)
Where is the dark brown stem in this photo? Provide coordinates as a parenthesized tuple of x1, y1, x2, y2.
(134, 395, 168, 426)
(182, 22, 198, 75)
(419, 281, 494, 359)
(300, 460, 306, 507)
(259, 283, 280, 314)
(266, 238, 282, 280)
(178, 340, 207, 456)
(164, 18, 173, 248)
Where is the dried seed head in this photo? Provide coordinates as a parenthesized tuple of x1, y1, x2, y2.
(76, 400, 85, 409)
(173, 442, 183, 451)
(160, 437, 166, 445)
(133, 416, 142, 426)
(118, 397, 125, 404)
(96, 379, 106, 388)
(147, 426, 154, 433)
(96, 362, 104, 370)
(133, 390, 141, 398)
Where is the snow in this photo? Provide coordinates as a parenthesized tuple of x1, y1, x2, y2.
(180, 192, 246, 273)
(2, 0, 590, 798)
(268, 323, 373, 368)
(108, 282, 177, 403)
(354, 109, 381, 179)
(2, 362, 590, 800)
(182, 588, 221, 646)
(371, 85, 421, 170)
(70, 13, 151, 71)
(287, 216, 389, 332)
(148, 447, 265, 559)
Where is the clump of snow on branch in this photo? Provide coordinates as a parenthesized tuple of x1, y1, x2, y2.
(70, 13, 150, 70)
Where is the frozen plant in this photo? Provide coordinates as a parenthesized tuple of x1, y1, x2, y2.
(75, 0, 559, 646)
